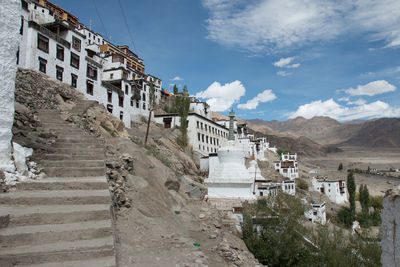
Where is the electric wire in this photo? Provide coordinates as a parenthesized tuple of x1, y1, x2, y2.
(91, 0, 109, 39)
(116, 0, 138, 54)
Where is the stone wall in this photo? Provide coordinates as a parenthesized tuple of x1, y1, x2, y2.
(381, 192, 400, 266)
(0, 0, 20, 172)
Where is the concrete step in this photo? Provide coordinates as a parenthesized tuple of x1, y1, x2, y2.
(43, 167, 105, 177)
(15, 177, 108, 190)
(0, 220, 112, 247)
(0, 236, 115, 266)
(0, 190, 111, 205)
(42, 154, 105, 161)
(40, 160, 105, 168)
(0, 204, 111, 227)
(27, 256, 116, 267)
(46, 147, 104, 155)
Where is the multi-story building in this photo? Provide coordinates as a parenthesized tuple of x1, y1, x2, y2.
(304, 201, 326, 225)
(312, 177, 348, 204)
(18, 0, 162, 128)
(154, 97, 229, 155)
(274, 153, 299, 179)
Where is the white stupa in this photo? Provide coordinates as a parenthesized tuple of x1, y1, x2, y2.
(205, 109, 256, 200)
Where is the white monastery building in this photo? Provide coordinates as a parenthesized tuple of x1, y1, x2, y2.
(17, 0, 162, 128)
(274, 153, 299, 179)
(312, 177, 348, 204)
(304, 201, 326, 225)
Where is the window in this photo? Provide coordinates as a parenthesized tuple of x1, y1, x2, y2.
(70, 52, 79, 69)
(142, 93, 146, 102)
(130, 99, 134, 106)
(197, 121, 199, 129)
(20, 18, 23, 35)
(37, 34, 49, 53)
(71, 74, 77, 88)
(206, 136, 209, 144)
(110, 73, 114, 79)
(107, 104, 113, 113)
(56, 66, 63, 81)
(205, 125, 207, 132)
(202, 134, 204, 142)
(86, 64, 97, 80)
(16, 49, 19, 65)
(56, 45, 64, 61)
(136, 100, 139, 108)
(22, 0, 28, 10)
(143, 103, 146, 110)
(119, 95, 124, 107)
(125, 85, 129, 95)
(198, 133, 201, 141)
(72, 36, 81, 51)
(107, 90, 112, 103)
(86, 80, 94, 95)
(120, 111, 123, 120)
(38, 57, 47, 73)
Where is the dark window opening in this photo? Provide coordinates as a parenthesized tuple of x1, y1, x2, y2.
(20, 17, 23, 35)
(125, 85, 129, 94)
(70, 52, 79, 69)
(21, 0, 28, 10)
(143, 103, 146, 110)
(71, 74, 77, 88)
(39, 57, 47, 73)
(56, 45, 64, 61)
(136, 100, 139, 108)
(119, 95, 124, 107)
(37, 34, 49, 53)
(163, 117, 172, 129)
(72, 36, 81, 51)
(107, 104, 113, 113)
(142, 93, 146, 102)
(16, 49, 19, 65)
(56, 66, 63, 81)
(107, 90, 112, 103)
(86, 64, 97, 80)
(120, 111, 123, 120)
(86, 80, 93, 95)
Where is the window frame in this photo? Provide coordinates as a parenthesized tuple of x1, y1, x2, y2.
(37, 33, 49, 53)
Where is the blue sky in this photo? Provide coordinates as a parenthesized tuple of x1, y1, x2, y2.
(52, 0, 400, 121)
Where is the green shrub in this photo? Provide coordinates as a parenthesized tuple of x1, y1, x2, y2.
(296, 179, 308, 190)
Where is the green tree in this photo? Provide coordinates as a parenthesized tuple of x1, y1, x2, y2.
(338, 162, 343, 171)
(174, 85, 190, 147)
(359, 184, 370, 215)
(173, 84, 178, 95)
(347, 171, 356, 223)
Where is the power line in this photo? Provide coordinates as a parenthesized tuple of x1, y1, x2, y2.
(116, 0, 138, 54)
(91, 0, 109, 39)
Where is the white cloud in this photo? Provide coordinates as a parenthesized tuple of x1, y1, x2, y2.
(203, 0, 400, 53)
(171, 76, 183, 81)
(288, 63, 301, 68)
(338, 97, 349, 102)
(277, 71, 291, 77)
(347, 99, 366, 106)
(345, 80, 396, 96)
(238, 89, 276, 109)
(274, 57, 293, 67)
(195, 80, 246, 112)
(288, 98, 400, 121)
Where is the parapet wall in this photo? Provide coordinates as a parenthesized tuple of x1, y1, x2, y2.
(0, 0, 21, 171)
(381, 193, 400, 266)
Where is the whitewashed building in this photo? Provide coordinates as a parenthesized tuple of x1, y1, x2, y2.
(312, 177, 347, 204)
(17, 0, 162, 128)
(304, 201, 326, 225)
(154, 98, 229, 156)
(274, 153, 299, 180)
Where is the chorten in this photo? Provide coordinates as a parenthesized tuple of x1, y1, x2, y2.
(205, 109, 256, 200)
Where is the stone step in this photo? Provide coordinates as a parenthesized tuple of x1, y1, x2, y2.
(0, 220, 112, 247)
(15, 177, 108, 190)
(46, 147, 104, 155)
(42, 154, 105, 160)
(0, 190, 111, 205)
(52, 142, 103, 149)
(0, 204, 111, 227)
(26, 256, 116, 267)
(43, 167, 105, 177)
(55, 137, 103, 144)
(0, 222, 112, 248)
(0, 236, 115, 266)
(40, 160, 105, 168)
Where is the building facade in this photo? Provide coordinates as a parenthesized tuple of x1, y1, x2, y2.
(274, 153, 299, 179)
(312, 177, 348, 204)
(18, 0, 162, 128)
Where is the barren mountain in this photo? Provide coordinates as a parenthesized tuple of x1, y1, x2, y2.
(248, 116, 363, 145)
(339, 118, 400, 149)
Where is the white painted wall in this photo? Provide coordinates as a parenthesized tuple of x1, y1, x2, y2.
(305, 203, 326, 225)
(312, 177, 348, 204)
(0, 0, 20, 172)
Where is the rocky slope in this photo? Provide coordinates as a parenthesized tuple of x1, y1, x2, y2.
(3, 69, 262, 266)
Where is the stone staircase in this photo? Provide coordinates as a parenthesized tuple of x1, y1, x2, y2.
(0, 104, 117, 266)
